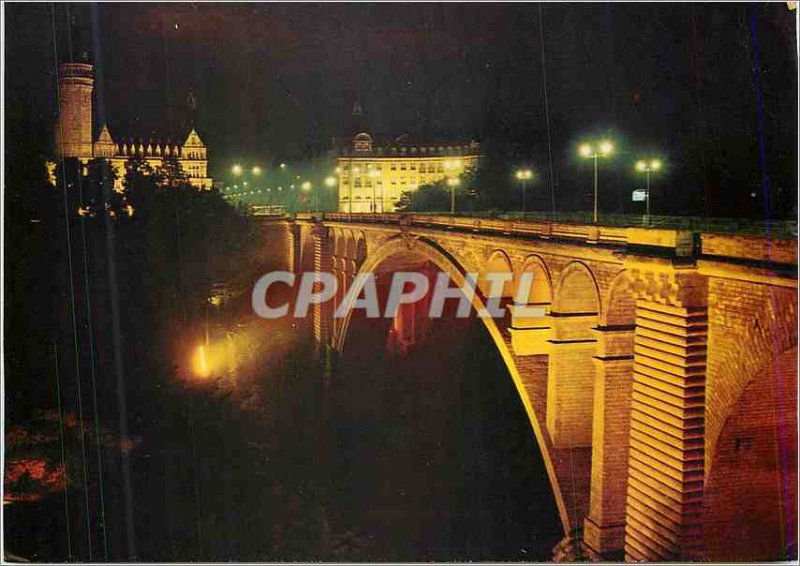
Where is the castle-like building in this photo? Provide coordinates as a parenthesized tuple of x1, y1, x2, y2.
(53, 62, 212, 190)
(335, 132, 480, 213)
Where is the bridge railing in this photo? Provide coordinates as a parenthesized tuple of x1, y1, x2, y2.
(310, 211, 797, 239)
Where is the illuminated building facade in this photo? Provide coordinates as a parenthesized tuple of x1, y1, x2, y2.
(53, 62, 212, 190)
(335, 132, 480, 213)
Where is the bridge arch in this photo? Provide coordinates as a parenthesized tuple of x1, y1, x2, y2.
(701, 345, 797, 561)
(333, 234, 574, 536)
(553, 261, 601, 315)
(333, 228, 345, 258)
(479, 249, 515, 299)
(518, 254, 553, 307)
(343, 229, 356, 260)
(355, 231, 368, 267)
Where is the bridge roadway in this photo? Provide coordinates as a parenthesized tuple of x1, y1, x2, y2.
(262, 212, 797, 562)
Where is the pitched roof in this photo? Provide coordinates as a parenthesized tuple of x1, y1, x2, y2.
(94, 123, 115, 145)
(183, 128, 205, 148)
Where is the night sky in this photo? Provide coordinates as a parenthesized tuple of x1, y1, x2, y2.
(5, 2, 798, 217)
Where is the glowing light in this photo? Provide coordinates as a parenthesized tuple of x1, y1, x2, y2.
(232, 164, 243, 176)
(515, 169, 533, 180)
(192, 345, 211, 379)
(335, 166, 341, 174)
(579, 144, 593, 157)
(125, 204, 135, 217)
(635, 159, 662, 172)
(447, 177, 460, 187)
(599, 140, 614, 155)
(252, 166, 262, 176)
(368, 168, 380, 178)
(280, 163, 286, 169)
(77, 206, 90, 217)
(301, 181, 312, 191)
(324, 176, 337, 187)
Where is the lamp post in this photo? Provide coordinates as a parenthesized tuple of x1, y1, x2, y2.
(444, 159, 463, 215)
(447, 177, 460, 214)
(325, 176, 337, 213)
(231, 163, 243, 177)
(368, 168, 380, 213)
(635, 159, 661, 224)
(350, 165, 361, 214)
(301, 181, 313, 212)
(579, 140, 614, 223)
(515, 168, 533, 214)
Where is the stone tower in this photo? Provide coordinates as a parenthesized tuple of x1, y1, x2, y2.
(54, 62, 94, 158)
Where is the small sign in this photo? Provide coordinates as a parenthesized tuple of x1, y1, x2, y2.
(632, 189, 648, 202)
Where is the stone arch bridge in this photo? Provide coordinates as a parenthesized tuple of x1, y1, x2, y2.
(270, 212, 797, 562)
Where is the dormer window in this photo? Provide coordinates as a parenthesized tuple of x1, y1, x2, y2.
(353, 132, 373, 152)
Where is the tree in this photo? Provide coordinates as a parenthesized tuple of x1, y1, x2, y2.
(396, 167, 481, 213)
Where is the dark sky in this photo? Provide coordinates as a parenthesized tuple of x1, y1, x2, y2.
(5, 2, 798, 216)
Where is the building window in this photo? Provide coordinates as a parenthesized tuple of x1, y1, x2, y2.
(400, 163, 407, 171)
(410, 163, 416, 170)
(391, 163, 397, 170)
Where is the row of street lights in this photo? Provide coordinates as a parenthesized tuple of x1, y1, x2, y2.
(227, 162, 337, 212)
(514, 141, 663, 223)
(227, 146, 661, 220)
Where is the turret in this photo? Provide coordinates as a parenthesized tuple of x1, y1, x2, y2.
(54, 62, 94, 158)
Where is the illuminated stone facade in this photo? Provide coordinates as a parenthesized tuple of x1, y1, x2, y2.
(284, 214, 797, 562)
(53, 62, 212, 190)
(335, 132, 480, 213)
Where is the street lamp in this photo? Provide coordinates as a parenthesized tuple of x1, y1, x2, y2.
(515, 168, 534, 214)
(231, 164, 243, 176)
(252, 166, 262, 176)
(350, 165, 361, 214)
(368, 168, 380, 213)
(635, 159, 661, 223)
(447, 177, 460, 214)
(301, 181, 314, 212)
(579, 140, 614, 223)
(324, 176, 337, 214)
